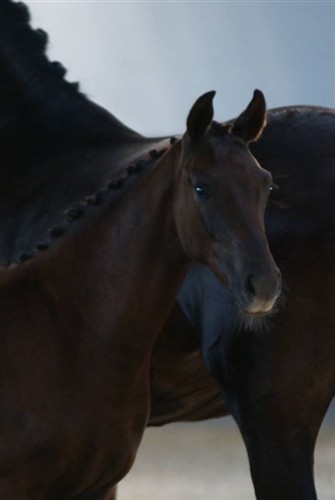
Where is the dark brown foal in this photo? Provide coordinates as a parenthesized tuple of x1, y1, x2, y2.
(0, 90, 280, 499)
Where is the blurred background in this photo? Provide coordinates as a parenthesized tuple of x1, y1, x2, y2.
(27, 1, 334, 498)
(28, 0, 334, 136)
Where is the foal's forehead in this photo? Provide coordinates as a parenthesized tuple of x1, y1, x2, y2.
(205, 125, 247, 153)
(183, 134, 266, 181)
(194, 132, 252, 165)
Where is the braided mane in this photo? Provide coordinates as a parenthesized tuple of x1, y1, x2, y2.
(1, 1, 81, 95)
(0, 0, 84, 107)
(3, 144, 177, 268)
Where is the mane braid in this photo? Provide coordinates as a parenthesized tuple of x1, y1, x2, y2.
(1, 0, 81, 94)
(2, 1, 30, 25)
(1, 0, 144, 147)
(7, 145, 170, 267)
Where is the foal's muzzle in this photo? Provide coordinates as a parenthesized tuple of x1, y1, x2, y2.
(239, 266, 282, 315)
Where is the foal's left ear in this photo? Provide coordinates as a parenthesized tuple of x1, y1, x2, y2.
(186, 91, 216, 142)
(232, 89, 267, 143)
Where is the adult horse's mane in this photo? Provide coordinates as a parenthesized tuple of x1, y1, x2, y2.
(0, 0, 142, 178)
(1, 0, 173, 263)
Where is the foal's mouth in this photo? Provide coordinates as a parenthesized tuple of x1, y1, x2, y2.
(235, 294, 283, 333)
(236, 306, 272, 334)
(244, 309, 272, 317)
(235, 295, 278, 317)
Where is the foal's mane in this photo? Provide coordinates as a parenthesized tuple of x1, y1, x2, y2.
(4, 143, 178, 268)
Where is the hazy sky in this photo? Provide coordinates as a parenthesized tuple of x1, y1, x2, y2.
(27, 1, 335, 136)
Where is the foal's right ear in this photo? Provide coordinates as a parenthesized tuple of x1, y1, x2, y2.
(186, 91, 216, 142)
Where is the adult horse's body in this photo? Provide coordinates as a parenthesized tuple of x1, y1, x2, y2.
(0, 88, 279, 498)
(1, 2, 334, 498)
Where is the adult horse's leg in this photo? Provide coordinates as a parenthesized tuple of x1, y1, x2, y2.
(207, 243, 335, 500)
(218, 331, 334, 500)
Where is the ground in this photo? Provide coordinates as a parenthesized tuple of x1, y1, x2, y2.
(120, 401, 334, 500)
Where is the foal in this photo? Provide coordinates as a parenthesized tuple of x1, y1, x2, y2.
(0, 90, 280, 499)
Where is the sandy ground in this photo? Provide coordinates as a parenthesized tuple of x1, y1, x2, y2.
(119, 401, 334, 500)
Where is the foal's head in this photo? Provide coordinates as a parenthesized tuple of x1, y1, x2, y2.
(174, 90, 281, 315)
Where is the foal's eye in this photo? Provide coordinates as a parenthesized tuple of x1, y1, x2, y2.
(194, 184, 210, 199)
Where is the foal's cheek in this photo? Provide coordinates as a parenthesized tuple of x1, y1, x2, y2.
(174, 192, 208, 260)
(206, 245, 233, 287)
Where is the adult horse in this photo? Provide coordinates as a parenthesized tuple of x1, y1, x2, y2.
(1, 2, 334, 498)
(0, 89, 280, 498)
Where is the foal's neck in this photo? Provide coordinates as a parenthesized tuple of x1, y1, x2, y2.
(37, 143, 188, 354)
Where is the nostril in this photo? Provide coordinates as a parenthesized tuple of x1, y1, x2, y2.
(246, 274, 256, 302)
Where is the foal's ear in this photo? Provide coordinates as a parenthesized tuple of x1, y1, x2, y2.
(186, 91, 216, 142)
(232, 89, 266, 143)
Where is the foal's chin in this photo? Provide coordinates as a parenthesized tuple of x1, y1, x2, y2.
(237, 298, 279, 334)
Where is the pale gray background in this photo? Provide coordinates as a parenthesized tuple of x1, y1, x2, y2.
(26, 1, 335, 498)
(28, 0, 334, 135)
